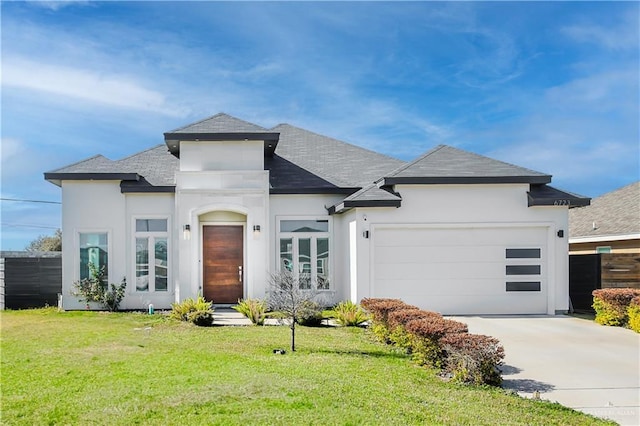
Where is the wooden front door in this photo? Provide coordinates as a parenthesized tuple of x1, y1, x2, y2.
(202, 225, 244, 303)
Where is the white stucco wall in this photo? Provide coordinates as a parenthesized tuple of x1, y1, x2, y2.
(345, 184, 570, 314)
(60, 181, 177, 310)
(175, 169, 269, 303)
(180, 141, 264, 171)
(60, 181, 127, 310)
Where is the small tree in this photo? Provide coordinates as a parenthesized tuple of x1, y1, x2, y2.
(26, 229, 62, 252)
(267, 270, 323, 352)
(72, 262, 126, 311)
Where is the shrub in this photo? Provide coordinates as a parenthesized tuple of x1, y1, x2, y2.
(233, 298, 267, 325)
(441, 333, 505, 386)
(170, 296, 214, 326)
(362, 298, 417, 328)
(592, 288, 640, 326)
(297, 300, 324, 326)
(628, 296, 640, 333)
(388, 309, 443, 353)
(405, 317, 468, 368)
(72, 263, 126, 311)
(387, 309, 442, 330)
(187, 310, 215, 327)
(331, 300, 369, 326)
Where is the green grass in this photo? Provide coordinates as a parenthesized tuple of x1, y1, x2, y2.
(1, 309, 612, 425)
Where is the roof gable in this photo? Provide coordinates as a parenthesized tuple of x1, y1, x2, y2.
(379, 145, 551, 185)
(167, 113, 269, 134)
(164, 113, 280, 157)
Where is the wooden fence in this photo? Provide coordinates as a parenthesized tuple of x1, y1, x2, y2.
(569, 253, 640, 312)
(0, 252, 62, 310)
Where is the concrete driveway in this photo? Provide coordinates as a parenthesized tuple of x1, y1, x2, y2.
(451, 315, 640, 425)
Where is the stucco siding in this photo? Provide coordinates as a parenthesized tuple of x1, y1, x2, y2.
(60, 181, 127, 310)
(348, 184, 570, 314)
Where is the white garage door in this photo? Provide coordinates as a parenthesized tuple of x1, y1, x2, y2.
(372, 225, 548, 315)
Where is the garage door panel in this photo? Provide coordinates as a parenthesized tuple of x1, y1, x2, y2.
(375, 245, 508, 264)
(375, 278, 507, 295)
(372, 225, 548, 315)
(375, 262, 504, 281)
(376, 227, 546, 248)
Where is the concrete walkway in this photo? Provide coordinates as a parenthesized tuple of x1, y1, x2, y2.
(451, 315, 640, 426)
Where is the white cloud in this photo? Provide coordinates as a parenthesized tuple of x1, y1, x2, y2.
(26, 0, 91, 12)
(2, 57, 186, 117)
(562, 9, 639, 51)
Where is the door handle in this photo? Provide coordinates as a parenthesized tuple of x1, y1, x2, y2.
(238, 266, 242, 283)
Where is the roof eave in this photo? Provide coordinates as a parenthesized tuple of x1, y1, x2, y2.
(43, 172, 140, 183)
(381, 175, 552, 186)
(569, 233, 640, 244)
(164, 132, 280, 157)
(270, 187, 359, 195)
(329, 199, 402, 215)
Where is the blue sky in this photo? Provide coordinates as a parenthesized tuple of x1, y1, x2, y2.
(1, 1, 638, 250)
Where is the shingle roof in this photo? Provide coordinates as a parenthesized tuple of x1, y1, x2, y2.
(167, 113, 269, 133)
(45, 145, 178, 187)
(569, 181, 640, 238)
(328, 184, 402, 214)
(46, 113, 578, 211)
(273, 123, 405, 188)
(379, 145, 551, 185)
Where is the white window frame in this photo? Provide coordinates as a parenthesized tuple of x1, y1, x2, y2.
(276, 216, 332, 291)
(76, 229, 111, 283)
(132, 217, 170, 293)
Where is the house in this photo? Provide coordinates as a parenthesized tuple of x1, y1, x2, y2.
(569, 181, 640, 254)
(45, 113, 590, 314)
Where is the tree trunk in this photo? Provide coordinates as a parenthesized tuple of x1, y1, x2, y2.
(290, 321, 296, 352)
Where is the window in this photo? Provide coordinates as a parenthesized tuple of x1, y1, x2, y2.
(596, 246, 612, 254)
(278, 219, 330, 290)
(79, 233, 108, 281)
(135, 219, 168, 292)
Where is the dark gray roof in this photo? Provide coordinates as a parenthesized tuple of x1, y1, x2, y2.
(46, 114, 583, 209)
(379, 145, 551, 185)
(527, 185, 590, 208)
(273, 124, 405, 188)
(45, 145, 178, 189)
(569, 181, 640, 239)
(164, 113, 280, 157)
(167, 113, 269, 133)
(329, 184, 402, 214)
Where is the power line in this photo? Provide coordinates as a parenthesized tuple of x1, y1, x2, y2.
(1, 223, 59, 230)
(1, 198, 61, 204)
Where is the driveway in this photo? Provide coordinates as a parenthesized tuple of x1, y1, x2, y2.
(451, 315, 640, 425)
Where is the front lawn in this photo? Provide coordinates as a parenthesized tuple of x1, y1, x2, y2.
(1, 309, 611, 425)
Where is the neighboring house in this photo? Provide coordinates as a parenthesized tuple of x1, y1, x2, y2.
(569, 181, 640, 254)
(45, 113, 590, 314)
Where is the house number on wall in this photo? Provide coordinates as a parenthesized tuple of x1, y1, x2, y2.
(553, 200, 571, 206)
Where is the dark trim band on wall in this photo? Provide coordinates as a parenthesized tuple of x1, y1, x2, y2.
(506, 265, 541, 275)
(506, 281, 541, 292)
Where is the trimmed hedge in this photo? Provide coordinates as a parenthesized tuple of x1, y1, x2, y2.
(361, 298, 504, 386)
(361, 298, 418, 343)
(628, 296, 640, 333)
(592, 288, 640, 327)
(441, 333, 505, 386)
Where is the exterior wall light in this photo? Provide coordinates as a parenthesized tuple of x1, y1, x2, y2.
(253, 225, 261, 233)
(557, 230, 564, 238)
(183, 224, 191, 240)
